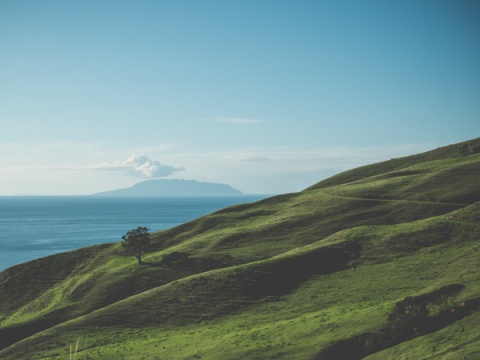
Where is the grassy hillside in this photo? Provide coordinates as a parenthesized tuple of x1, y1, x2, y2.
(0, 138, 479, 359)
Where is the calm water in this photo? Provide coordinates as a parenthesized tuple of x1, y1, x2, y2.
(0, 195, 267, 271)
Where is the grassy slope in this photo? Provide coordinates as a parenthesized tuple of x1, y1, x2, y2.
(0, 138, 479, 359)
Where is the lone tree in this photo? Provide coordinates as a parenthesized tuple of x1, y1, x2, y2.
(121, 226, 150, 264)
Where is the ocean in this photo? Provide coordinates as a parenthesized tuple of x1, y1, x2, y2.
(0, 195, 268, 271)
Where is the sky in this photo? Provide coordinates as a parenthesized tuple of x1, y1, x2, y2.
(1, 0, 479, 195)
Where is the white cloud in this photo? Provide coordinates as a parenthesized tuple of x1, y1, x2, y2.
(197, 116, 265, 124)
(158, 143, 431, 194)
(91, 154, 184, 178)
(220, 144, 424, 169)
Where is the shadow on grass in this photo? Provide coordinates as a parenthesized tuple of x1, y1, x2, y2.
(0, 309, 68, 351)
(314, 296, 480, 360)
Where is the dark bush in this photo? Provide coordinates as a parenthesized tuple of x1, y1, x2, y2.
(386, 296, 429, 340)
(427, 284, 465, 314)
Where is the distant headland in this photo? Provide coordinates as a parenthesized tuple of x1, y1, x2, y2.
(94, 179, 243, 196)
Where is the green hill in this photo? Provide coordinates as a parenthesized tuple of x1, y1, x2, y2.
(0, 138, 479, 360)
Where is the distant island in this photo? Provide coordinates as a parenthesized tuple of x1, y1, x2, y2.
(94, 179, 243, 196)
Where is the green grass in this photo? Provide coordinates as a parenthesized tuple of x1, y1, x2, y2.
(0, 137, 479, 359)
(3, 226, 478, 359)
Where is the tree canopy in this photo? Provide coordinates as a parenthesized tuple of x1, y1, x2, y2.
(121, 226, 150, 264)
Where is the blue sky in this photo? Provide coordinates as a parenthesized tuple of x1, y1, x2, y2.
(1, 0, 479, 195)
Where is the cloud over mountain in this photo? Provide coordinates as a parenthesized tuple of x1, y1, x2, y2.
(93, 154, 184, 178)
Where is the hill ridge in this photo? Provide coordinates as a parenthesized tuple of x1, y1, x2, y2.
(308, 137, 480, 190)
